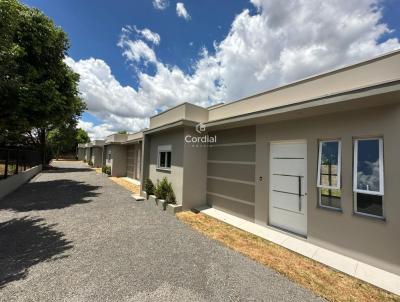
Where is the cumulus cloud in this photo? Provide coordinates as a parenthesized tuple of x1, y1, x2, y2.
(129, 25, 161, 45)
(78, 120, 114, 140)
(65, 57, 151, 139)
(176, 3, 191, 20)
(72, 0, 399, 139)
(153, 0, 169, 10)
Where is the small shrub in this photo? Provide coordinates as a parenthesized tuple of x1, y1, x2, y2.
(154, 177, 176, 204)
(83, 159, 87, 163)
(165, 189, 176, 204)
(154, 180, 162, 199)
(144, 178, 155, 195)
(88, 160, 93, 166)
(102, 166, 111, 175)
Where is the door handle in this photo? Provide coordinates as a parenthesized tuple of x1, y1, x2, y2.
(298, 176, 302, 212)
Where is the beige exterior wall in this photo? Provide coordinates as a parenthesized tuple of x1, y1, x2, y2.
(206, 126, 256, 221)
(90, 147, 103, 168)
(85, 147, 91, 162)
(147, 128, 185, 204)
(182, 127, 208, 210)
(150, 103, 208, 129)
(105, 144, 127, 177)
(126, 143, 142, 180)
(77, 148, 85, 160)
(105, 133, 128, 144)
(127, 132, 143, 142)
(252, 104, 400, 275)
(208, 51, 400, 122)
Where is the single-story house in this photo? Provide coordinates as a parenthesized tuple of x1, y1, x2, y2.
(90, 140, 105, 168)
(84, 143, 92, 162)
(141, 50, 400, 276)
(77, 143, 86, 160)
(104, 132, 143, 180)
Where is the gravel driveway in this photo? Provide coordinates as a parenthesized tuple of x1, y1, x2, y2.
(0, 161, 322, 301)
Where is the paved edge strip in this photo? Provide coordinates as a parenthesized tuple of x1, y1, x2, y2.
(199, 207, 400, 295)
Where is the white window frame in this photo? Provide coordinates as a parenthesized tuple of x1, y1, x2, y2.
(157, 145, 172, 170)
(353, 138, 384, 196)
(317, 140, 341, 190)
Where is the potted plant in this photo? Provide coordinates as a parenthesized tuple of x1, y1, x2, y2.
(143, 178, 154, 200)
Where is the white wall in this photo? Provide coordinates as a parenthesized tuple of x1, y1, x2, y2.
(0, 165, 42, 199)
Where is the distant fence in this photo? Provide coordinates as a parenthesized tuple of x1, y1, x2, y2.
(0, 148, 41, 180)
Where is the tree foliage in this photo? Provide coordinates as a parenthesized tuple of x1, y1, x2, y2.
(0, 0, 85, 163)
(76, 128, 90, 144)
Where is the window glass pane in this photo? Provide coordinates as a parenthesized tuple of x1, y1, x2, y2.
(356, 139, 380, 192)
(319, 141, 339, 188)
(159, 152, 166, 167)
(356, 193, 383, 217)
(319, 188, 341, 209)
(166, 152, 171, 168)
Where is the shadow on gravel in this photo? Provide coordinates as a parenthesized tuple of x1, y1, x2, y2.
(0, 179, 100, 212)
(0, 216, 73, 288)
(44, 167, 93, 173)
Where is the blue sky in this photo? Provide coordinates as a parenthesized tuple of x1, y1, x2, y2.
(22, 0, 400, 138)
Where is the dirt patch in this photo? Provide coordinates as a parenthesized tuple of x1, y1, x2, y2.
(176, 211, 399, 302)
(109, 177, 140, 195)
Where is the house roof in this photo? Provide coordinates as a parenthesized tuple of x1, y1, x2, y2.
(146, 49, 400, 132)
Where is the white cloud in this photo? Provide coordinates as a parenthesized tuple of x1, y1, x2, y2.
(138, 28, 161, 45)
(65, 57, 151, 139)
(71, 0, 399, 140)
(119, 39, 157, 63)
(125, 26, 160, 45)
(153, 0, 169, 10)
(77, 120, 114, 140)
(176, 3, 191, 20)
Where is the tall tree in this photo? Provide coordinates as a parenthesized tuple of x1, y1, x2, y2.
(76, 128, 90, 144)
(0, 0, 85, 165)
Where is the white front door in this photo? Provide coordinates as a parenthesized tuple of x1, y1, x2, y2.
(269, 141, 307, 236)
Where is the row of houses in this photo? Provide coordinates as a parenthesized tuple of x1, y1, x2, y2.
(77, 50, 400, 279)
(77, 132, 143, 182)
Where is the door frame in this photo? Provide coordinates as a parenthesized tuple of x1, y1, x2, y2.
(268, 139, 308, 236)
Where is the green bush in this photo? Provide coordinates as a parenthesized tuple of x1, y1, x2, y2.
(88, 160, 93, 166)
(102, 166, 111, 175)
(144, 178, 155, 195)
(165, 188, 176, 204)
(154, 177, 176, 204)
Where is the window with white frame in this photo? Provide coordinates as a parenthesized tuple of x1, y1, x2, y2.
(108, 150, 111, 161)
(317, 140, 342, 209)
(157, 145, 172, 170)
(353, 138, 384, 218)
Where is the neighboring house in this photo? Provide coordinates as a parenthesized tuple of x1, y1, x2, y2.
(76, 143, 86, 160)
(104, 132, 143, 180)
(84, 143, 92, 162)
(90, 140, 105, 168)
(140, 50, 400, 276)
